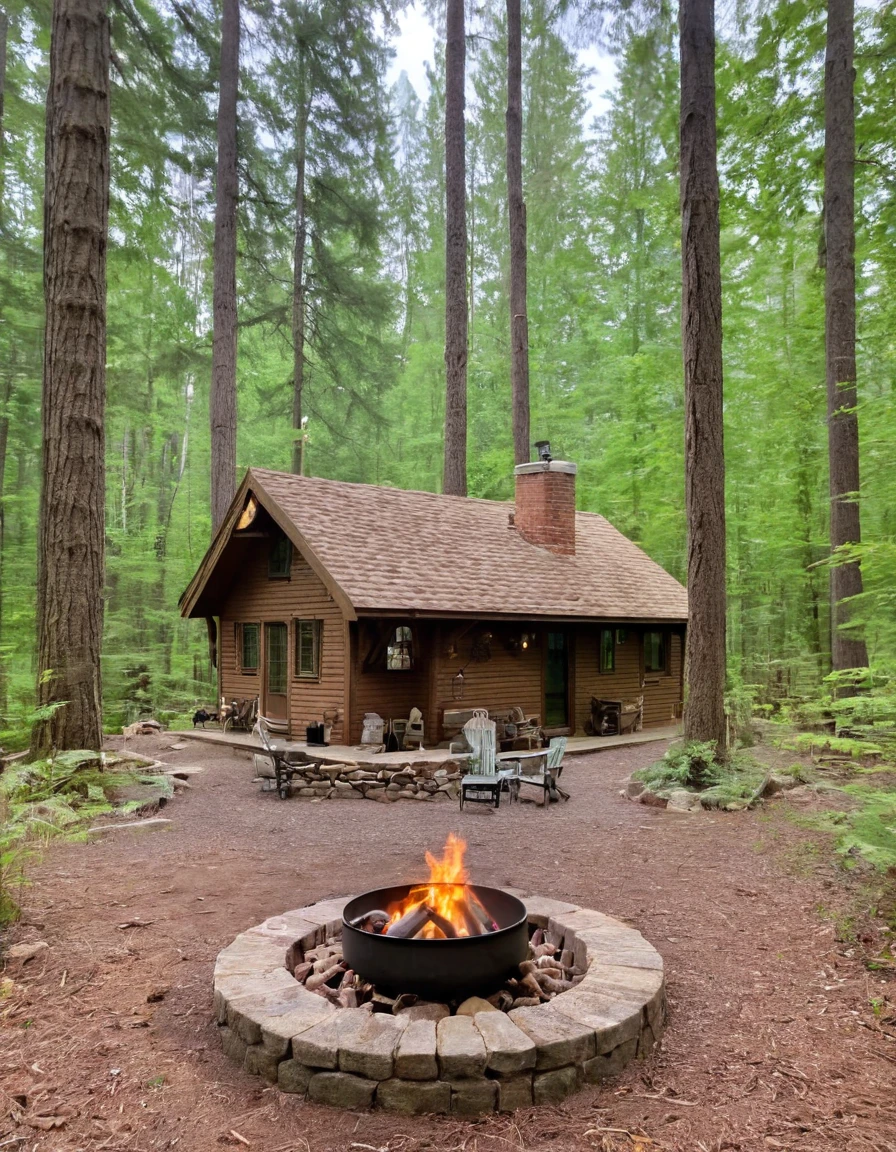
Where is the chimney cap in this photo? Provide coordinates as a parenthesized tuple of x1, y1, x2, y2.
(514, 460, 577, 476)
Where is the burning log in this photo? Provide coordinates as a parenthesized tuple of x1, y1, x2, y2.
(426, 907, 459, 940)
(467, 899, 499, 933)
(385, 904, 433, 939)
(460, 903, 486, 937)
(349, 909, 390, 934)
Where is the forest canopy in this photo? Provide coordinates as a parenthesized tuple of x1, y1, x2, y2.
(0, 0, 894, 731)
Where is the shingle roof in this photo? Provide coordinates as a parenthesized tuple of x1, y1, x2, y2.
(222, 468, 687, 623)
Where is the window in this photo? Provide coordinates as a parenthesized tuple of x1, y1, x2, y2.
(599, 628, 615, 673)
(268, 532, 292, 578)
(643, 631, 667, 674)
(386, 626, 413, 671)
(236, 623, 259, 672)
(295, 619, 322, 679)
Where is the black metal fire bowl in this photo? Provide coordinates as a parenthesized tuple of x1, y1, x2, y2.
(342, 884, 529, 1002)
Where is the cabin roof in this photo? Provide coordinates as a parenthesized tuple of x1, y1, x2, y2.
(180, 468, 688, 623)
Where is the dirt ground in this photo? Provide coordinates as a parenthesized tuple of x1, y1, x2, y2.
(1, 735, 895, 1152)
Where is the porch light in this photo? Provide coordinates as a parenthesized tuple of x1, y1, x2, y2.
(521, 633, 530, 650)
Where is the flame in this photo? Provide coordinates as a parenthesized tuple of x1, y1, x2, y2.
(387, 833, 496, 938)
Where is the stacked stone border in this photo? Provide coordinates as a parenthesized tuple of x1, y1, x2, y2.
(256, 757, 465, 803)
(214, 892, 665, 1115)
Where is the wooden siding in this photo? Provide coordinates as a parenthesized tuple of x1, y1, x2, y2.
(431, 623, 544, 740)
(219, 542, 347, 741)
(350, 620, 432, 742)
(574, 626, 683, 731)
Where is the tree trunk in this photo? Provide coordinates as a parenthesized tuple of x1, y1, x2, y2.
(824, 0, 868, 674)
(210, 0, 239, 533)
(679, 0, 727, 754)
(506, 0, 530, 466)
(0, 6, 9, 716)
(291, 43, 309, 476)
(443, 0, 467, 497)
(34, 0, 110, 753)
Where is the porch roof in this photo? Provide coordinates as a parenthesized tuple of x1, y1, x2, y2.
(180, 469, 688, 624)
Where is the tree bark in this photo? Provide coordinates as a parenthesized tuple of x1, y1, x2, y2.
(443, 0, 467, 496)
(291, 43, 309, 476)
(824, 0, 868, 674)
(506, 0, 530, 466)
(679, 0, 727, 754)
(210, 0, 239, 533)
(0, 7, 9, 716)
(34, 0, 110, 753)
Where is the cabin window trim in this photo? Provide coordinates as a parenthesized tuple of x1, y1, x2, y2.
(386, 625, 414, 671)
(599, 627, 615, 674)
(235, 622, 260, 674)
(294, 618, 323, 680)
(643, 629, 669, 675)
(268, 532, 293, 579)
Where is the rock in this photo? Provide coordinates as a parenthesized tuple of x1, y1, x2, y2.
(243, 1043, 280, 1082)
(277, 1059, 312, 1095)
(449, 1078, 497, 1115)
(335, 788, 363, 799)
(508, 1005, 595, 1070)
(434, 769, 448, 780)
(395, 1019, 438, 1080)
(456, 996, 497, 1017)
(376, 1078, 451, 1115)
(415, 791, 433, 801)
(497, 1075, 534, 1111)
(370, 790, 399, 803)
(473, 1012, 536, 1074)
(398, 1001, 451, 1023)
(219, 1025, 248, 1066)
(297, 787, 316, 797)
(398, 790, 417, 799)
(666, 789, 701, 812)
(338, 1011, 406, 1080)
(291, 1016, 340, 1069)
(437, 1015, 487, 1078)
(389, 772, 415, 786)
(625, 779, 646, 799)
(533, 1064, 582, 1105)
(5, 941, 49, 964)
(307, 1071, 376, 1109)
(639, 789, 668, 808)
(583, 1037, 638, 1083)
(386, 783, 401, 793)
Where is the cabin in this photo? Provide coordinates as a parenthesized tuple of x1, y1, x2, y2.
(179, 460, 688, 745)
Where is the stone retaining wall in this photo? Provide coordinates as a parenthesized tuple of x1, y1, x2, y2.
(213, 893, 665, 1114)
(255, 757, 465, 802)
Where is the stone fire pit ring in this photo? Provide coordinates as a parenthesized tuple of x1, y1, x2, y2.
(213, 892, 665, 1115)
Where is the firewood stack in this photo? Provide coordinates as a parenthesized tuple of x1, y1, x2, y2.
(291, 924, 585, 1013)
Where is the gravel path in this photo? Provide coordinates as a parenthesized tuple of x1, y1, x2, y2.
(1, 735, 893, 1152)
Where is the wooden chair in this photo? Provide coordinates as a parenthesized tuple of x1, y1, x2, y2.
(514, 737, 569, 806)
(452, 710, 502, 809)
(253, 716, 304, 799)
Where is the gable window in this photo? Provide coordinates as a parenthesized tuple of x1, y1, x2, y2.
(268, 532, 292, 578)
(386, 626, 413, 671)
(295, 619, 322, 679)
(236, 622, 260, 673)
(599, 628, 615, 674)
(643, 630, 668, 674)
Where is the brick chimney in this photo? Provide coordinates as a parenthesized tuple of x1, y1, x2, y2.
(513, 460, 577, 555)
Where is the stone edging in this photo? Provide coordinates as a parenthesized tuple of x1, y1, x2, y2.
(255, 758, 465, 802)
(213, 892, 665, 1115)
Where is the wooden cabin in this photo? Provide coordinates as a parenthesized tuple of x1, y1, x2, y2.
(179, 462, 688, 744)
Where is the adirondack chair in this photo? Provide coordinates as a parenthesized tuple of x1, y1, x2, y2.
(451, 710, 502, 809)
(514, 736, 569, 806)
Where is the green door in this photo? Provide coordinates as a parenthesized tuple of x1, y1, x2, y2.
(264, 622, 289, 721)
(545, 632, 569, 728)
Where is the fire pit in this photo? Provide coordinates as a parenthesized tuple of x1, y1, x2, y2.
(213, 836, 666, 1114)
(342, 883, 528, 1001)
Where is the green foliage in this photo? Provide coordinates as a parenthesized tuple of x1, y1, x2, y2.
(0, 751, 171, 925)
(635, 740, 721, 789)
(776, 732, 883, 759)
(794, 785, 896, 873)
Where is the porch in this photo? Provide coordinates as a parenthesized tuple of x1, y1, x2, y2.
(175, 723, 681, 769)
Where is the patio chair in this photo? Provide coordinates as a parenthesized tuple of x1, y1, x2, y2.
(223, 695, 258, 733)
(253, 716, 306, 800)
(514, 736, 570, 806)
(451, 710, 502, 809)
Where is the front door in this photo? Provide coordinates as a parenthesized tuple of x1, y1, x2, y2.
(264, 622, 289, 721)
(545, 631, 569, 728)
